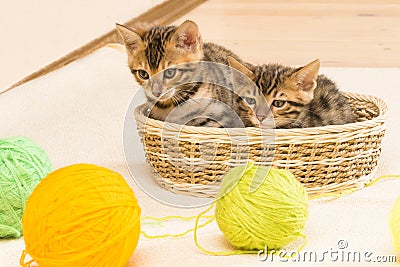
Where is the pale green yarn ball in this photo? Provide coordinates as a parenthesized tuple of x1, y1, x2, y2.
(215, 161, 309, 251)
(0, 137, 52, 238)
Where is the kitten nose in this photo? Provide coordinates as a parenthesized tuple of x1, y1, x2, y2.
(256, 106, 270, 122)
(152, 83, 162, 97)
(152, 90, 161, 97)
(257, 116, 266, 122)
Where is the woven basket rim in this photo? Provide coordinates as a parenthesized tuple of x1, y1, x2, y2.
(134, 92, 387, 138)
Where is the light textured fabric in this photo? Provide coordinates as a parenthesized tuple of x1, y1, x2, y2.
(0, 46, 399, 267)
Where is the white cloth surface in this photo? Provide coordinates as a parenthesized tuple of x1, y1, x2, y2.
(0, 46, 399, 267)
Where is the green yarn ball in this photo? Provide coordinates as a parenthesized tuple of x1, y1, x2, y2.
(0, 137, 52, 239)
(215, 161, 309, 251)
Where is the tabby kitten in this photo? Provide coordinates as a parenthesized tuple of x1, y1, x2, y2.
(116, 20, 256, 128)
(228, 57, 357, 128)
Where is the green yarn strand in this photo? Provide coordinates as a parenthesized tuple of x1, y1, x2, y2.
(0, 137, 52, 239)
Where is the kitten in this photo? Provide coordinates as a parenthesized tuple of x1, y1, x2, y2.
(229, 64, 271, 128)
(116, 20, 256, 128)
(228, 57, 357, 129)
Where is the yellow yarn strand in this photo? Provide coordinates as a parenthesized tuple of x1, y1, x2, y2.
(140, 215, 214, 239)
(142, 215, 214, 222)
(193, 202, 258, 256)
(309, 174, 400, 201)
(142, 162, 310, 256)
(365, 174, 400, 187)
(308, 189, 358, 201)
(140, 172, 400, 258)
(193, 202, 308, 256)
(20, 251, 34, 267)
(191, 173, 400, 256)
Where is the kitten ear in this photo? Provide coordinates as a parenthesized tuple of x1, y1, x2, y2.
(292, 59, 320, 92)
(116, 23, 144, 52)
(171, 20, 202, 53)
(228, 56, 255, 80)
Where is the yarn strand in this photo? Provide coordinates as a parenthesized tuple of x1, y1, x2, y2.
(20, 250, 35, 267)
(192, 202, 308, 256)
(308, 189, 357, 201)
(140, 214, 214, 239)
(193, 202, 257, 256)
(309, 174, 400, 201)
(140, 173, 400, 257)
(365, 174, 400, 187)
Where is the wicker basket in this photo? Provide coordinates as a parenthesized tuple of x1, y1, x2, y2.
(134, 92, 387, 198)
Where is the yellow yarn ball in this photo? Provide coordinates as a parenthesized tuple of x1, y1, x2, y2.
(215, 161, 308, 251)
(21, 164, 141, 267)
(390, 196, 400, 254)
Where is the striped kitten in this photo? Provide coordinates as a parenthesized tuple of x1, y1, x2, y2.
(228, 57, 357, 128)
(116, 20, 255, 128)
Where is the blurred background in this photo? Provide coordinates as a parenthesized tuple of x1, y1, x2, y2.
(177, 0, 399, 67)
(0, 0, 163, 90)
(1, 0, 399, 91)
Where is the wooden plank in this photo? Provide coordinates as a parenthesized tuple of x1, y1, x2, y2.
(186, 17, 399, 42)
(175, 0, 400, 67)
(212, 40, 400, 67)
(189, 3, 400, 17)
(3, 0, 207, 93)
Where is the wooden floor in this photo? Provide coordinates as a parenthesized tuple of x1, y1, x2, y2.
(175, 0, 400, 67)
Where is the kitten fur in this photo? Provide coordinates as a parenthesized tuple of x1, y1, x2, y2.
(116, 20, 256, 128)
(228, 57, 357, 129)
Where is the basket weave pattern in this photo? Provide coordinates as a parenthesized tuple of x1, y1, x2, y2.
(135, 92, 387, 197)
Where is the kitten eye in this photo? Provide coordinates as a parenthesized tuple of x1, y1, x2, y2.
(244, 97, 256, 105)
(272, 100, 287, 108)
(137, 69, 150, 80)
(164, 68, 177, 79)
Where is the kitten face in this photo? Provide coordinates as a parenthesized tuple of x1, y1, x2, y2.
(238, 88, 272, 128)
(116, 20, 204, 105)
(228, 57, 271, 128)
(261, 61, 319, 128)
(229, 57, 320, 128)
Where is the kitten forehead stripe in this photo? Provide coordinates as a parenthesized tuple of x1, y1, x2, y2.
(143, 26, 176, 70)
